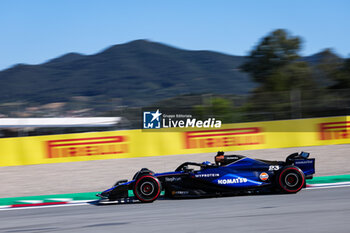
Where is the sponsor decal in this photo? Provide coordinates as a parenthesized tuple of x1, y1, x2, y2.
(295, 160, 313, 164)
(217, 178, 248, 184)
(195, 173, 220, 178)
(319, 121, 350, 140)
(46, 136, 128, 158)
(172, 191, 189, 195)
(184, 127, 264, 149)
(143, 109, 222, 129)
(165, 177, 182, 182)
(259, 172, 269, 181)
(268, 165, 280, 171)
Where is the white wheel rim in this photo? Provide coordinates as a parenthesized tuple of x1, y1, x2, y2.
(140, 181, 155, 196)
(285, 173, 299, 187)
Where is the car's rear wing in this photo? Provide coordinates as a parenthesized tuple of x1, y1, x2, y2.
(294, 158, 315, 177)
(286, 152, 315, 178)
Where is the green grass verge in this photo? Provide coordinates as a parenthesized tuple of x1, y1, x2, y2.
(306, 174, 350, 184)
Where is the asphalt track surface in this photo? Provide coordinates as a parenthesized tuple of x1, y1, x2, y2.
(0, 187, 349, 233)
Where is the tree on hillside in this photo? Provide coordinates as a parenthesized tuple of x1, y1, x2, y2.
(241, 29, 301, 84)
(264, 62, 315, 92)
(312, 49, 350, 88)
(330, 58, 350, 89)
(240, 29, 318, 120)
(194, 97, 239, 123)
(312, 49, 343, 87)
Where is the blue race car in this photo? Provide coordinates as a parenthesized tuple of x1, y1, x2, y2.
(97, 151, 315, 203)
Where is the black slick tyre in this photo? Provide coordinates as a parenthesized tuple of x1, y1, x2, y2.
(133, 175, 161, 203)
(277, 166, 305, 193)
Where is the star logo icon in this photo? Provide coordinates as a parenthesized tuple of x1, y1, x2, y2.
(150, 109, 162, 122)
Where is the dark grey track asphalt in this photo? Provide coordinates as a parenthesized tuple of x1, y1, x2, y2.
(0, 187, 349, 233)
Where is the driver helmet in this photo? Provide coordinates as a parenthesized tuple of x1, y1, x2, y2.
(215, 151, 225, 165)
(202, 161, 211, 166)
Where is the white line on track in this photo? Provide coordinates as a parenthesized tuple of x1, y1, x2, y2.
(47, 198, 73, 202)
(308, 181, 350, 186)
(306, 184, 350, 190)
(17, 200, 43, 204)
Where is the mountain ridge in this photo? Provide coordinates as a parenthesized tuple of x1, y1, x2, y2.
(0, 40, 254, 107)
(0, 40, 342, 108)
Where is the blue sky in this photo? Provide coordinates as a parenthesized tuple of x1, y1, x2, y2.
(0, 0, 349, 70)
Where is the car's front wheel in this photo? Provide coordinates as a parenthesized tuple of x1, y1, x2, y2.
(133, 175, 161, 203)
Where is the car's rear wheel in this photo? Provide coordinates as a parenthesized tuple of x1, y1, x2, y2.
(133, 175, 161, 203)
(277, 166, 305, 193)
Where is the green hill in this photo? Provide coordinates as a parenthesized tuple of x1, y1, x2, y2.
(0, 40, 254, 107)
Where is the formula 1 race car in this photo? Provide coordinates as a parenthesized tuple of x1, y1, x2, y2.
(97, 151, 315, 203)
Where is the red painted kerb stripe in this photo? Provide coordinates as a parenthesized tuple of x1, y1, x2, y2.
(11, 202, 69, 208)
